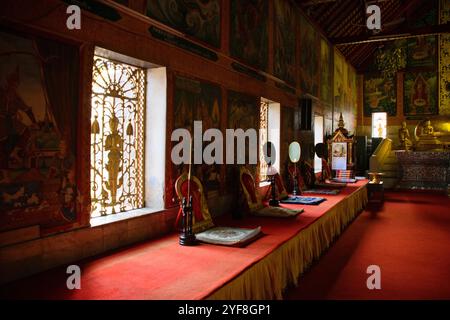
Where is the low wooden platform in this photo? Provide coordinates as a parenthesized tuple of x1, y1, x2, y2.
(0, 181, 368, 300)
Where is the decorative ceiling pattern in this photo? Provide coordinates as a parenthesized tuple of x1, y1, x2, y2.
(296, 0, 442, 70)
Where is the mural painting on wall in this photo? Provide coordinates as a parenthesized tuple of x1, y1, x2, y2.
(363, 73, 397, 117)
(227, 91, 259, 190)
(404, 71, 438, 116)
(230, 0, 268, 71)
(0, 30, 80, 233)
(333, 49, 344, 111)
(274, 0, 297, 86)
(406, 36, 437, 68)
(439, 0, 450, 115)
(173, 75, 222, 198)
(325, 118, 333, 138)
(320, 37, 332, 105)
(334, 53, 357, 129)
(346, 66, 357, 131)
(300, 14, 319, 96)
(146, 0, 221, 48)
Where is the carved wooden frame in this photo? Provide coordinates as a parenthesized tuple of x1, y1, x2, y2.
(174, 173, 215, 233)
(327, 130, 354, 174)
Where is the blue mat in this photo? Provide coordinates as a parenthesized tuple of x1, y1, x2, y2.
(332, 178, 357, 183)
(280, 196, 326, 205)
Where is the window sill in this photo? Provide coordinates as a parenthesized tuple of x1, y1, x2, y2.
(90, 207, 163, 227)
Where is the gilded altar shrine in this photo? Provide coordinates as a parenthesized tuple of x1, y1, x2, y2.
(395, 118, 450, 193)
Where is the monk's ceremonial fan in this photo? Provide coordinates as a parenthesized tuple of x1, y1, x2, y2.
(289, 142, 301, 195)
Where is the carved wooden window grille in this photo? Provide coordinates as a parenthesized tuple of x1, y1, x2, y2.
(90, 56, 146, 217)
(259, 100, 269, 182)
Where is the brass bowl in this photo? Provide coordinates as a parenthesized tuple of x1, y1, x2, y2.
(368, 172, 383, 184)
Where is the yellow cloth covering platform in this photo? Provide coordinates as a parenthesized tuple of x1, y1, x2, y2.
(206, 182, 368, 300)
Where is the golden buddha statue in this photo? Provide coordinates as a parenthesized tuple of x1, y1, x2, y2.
(398, 121, 412, 150)
(415, 119, 443, 151)
(421, 120, 434, 136)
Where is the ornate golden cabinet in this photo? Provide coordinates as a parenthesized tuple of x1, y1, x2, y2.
(326, 114, 355, 175)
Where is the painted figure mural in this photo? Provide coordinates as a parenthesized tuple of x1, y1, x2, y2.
(230, 0, 268, 70)
(439, 0, 450, 115)
(0, 29, 79, 232)
(172, 75, 222, 199)
(300, 14, 319, 96)
(363, 74, 397, 116)
(334, 49, 345, 105)
(404, 72, 438, 116)
(320, 38, 332, 105)
(407, 36, 436, 68)
(147, 0, 221, 48)
(227, 91, 259, 190)
(274, 0, 297, 85)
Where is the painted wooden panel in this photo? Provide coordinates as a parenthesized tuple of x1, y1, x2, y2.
(0, 29, 80, 233)
(274, 0, 297, 85)
(230, 0, 268, 71)
(146, 0, 221, 48)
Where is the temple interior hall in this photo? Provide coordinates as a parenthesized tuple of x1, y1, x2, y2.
(0, 0, 450, 301)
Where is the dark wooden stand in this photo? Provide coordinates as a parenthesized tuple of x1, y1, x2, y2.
(269, 175, 280, 206)
(367, 181, 384, 203)
(179, 196, 197, 246)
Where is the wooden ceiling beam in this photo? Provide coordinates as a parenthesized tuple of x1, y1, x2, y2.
(355, 46, 379, 71)
(346, 0, 405, 66)
(324, 0, 356, 34)
(329, 6, 361, 38)
(355, 45, 377, 67)
(313, 3, 334, 22)
(346, 43, 375, 67)
(333, 0, 409, 45)
(313, 0, 340, 25)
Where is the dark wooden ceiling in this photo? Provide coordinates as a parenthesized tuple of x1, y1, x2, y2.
(296, 0, 443, 71)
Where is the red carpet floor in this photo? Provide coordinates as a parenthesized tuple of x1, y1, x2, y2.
(285, 191, 450, 300)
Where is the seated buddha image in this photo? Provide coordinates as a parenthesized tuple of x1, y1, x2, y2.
(412, 75, 429, 111)
(411, 36, 432, 61)
(416, 119, 443, 151)
(420, 120, 435, 137)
